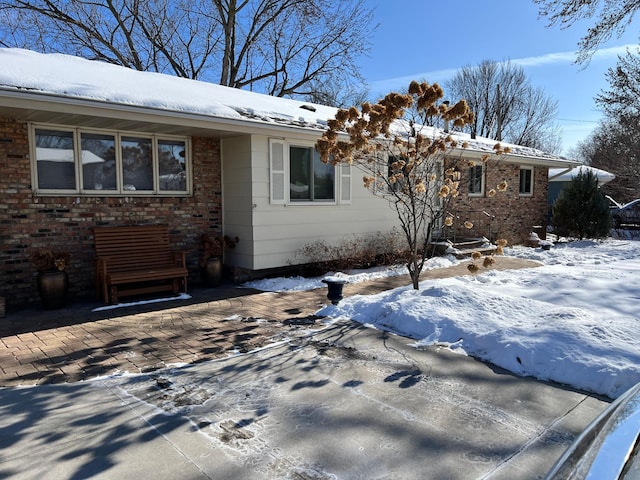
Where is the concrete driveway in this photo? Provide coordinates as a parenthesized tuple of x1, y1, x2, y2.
(0, 320, 608, 480)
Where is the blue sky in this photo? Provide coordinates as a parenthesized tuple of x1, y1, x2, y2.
(357, 0, 639, 155)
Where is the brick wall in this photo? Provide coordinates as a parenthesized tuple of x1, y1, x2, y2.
(0, 118, 223, 309)
(445, 158, 548, 245)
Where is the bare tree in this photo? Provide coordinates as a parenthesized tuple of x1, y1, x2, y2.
(303, 78, 370, 109)
(446, 59, 561, 152)
(580, 46, 640, 202)
(316, 81, 509, 290)
(0, 0, 374, 97)
(534, 0, 640, 64)
(596, 46, 640, 120)
(577, 119, 640, 203)
(509, 85, 563, 152)
(0, 0, 223, 77)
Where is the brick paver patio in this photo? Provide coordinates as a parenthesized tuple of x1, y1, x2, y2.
(0, 257, 541, 387)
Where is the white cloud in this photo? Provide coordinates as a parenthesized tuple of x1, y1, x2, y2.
(514, 43, 636, 67)
(368, 43, 637, 96)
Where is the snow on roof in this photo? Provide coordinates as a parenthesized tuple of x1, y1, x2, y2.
(0, 48, 574, 164)
(549, 165, 615, 184)
(0, 48, 336, 129)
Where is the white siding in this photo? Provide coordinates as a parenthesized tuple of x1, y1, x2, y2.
(234, 134, 401, 271)
(221, 135, 255, 269)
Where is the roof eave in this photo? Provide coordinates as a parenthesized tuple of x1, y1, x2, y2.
(0, 87, 326, 139)
(451, 146, 580, 168)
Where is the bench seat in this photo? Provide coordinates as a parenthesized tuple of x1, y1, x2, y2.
(93, 224, 188, 304)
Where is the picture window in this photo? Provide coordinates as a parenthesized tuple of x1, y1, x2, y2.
(32, 125, 190, 195)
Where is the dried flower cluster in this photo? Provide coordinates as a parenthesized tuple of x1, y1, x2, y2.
(466, 239, 507, 274)
(29, 248, 71, 272)
(200, 233, 238, 266)
(316, 80, 509, 290)
(495, 238, 508, 255)
(317, 81, 474, 171)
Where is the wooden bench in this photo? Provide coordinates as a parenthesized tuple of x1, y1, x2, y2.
(93, 224, 188, 304)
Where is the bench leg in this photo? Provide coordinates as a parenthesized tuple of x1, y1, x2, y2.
(110, 285, 118, 304)
(174, 277, 187, 294)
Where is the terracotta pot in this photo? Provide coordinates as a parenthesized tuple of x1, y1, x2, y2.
(37, 271, 69, 309)
(202, 257, 222, 287)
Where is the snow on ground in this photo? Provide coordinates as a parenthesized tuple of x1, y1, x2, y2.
(243, 255, 459, 292)
(250, 238, 640, 399)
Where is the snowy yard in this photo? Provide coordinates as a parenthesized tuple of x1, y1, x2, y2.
(247, 237, 640, 399)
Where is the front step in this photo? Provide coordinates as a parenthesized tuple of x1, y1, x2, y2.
(429, 237, 497, 259)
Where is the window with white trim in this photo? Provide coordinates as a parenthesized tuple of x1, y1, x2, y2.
(290, 146, 334, 201)
(468, 163, 484, 196)
(270, 139, 350, 204)
(519, 166, 533, 196)
(31, 125, 190, 195)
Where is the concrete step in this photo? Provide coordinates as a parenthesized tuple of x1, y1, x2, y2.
(429, 237, 496, 259)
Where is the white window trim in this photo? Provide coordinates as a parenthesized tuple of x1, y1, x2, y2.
(30, 123, 192, 196)
(468, 162, 485, 197)
(519, 166, 534, 197)
(270, 138, 349, 206)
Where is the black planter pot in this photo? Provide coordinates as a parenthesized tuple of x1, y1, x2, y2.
(37, 271, 69, 310)
(322, 278, 348, 305)
(202, 257, 222, 287)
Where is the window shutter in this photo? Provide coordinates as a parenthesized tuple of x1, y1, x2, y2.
(340, 163, 352, 204)
(270, 139, 286, 204)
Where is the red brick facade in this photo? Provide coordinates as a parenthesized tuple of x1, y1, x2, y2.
(1, 115, 551, 309)
(0, 118, 223, 308)
(446, 158, 549, 244)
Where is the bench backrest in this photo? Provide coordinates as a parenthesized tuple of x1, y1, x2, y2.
(93, 225, 177, 273)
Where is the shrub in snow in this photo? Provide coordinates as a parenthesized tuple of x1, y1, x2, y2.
(552, 169, 611, 240)
(296, 229, 408, 273)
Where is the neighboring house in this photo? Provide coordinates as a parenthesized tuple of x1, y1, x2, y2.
(0, 49, 578, 307)
(548, 165, 616, 207)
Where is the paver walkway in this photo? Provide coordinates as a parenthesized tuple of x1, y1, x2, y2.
(0, 257, 541, 387)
